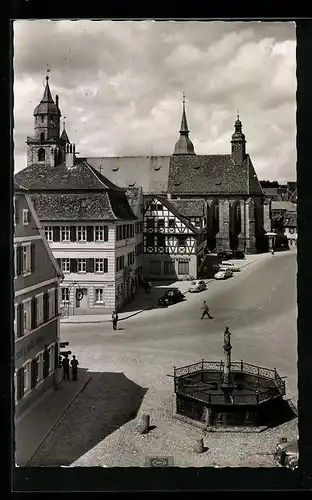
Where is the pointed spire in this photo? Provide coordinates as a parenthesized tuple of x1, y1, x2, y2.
(180, 92, 189, 134)
(41, 75, 54, 103)
(61, 116, 70, 143)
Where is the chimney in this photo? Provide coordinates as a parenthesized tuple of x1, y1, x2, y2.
(55, 94, 59, 109)
(65, 143, 75, 168)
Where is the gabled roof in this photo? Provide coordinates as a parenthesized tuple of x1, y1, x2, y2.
(30, 191, 137, 221)
(14, 159, 125, 192)
(147, 195, 201, 234)
(169, 198, 205, 218)
(284, 212, 297, 227)
(271, 201, 297, 212)
(168, 154, 263, 196)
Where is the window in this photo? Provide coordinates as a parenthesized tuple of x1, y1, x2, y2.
(289, 228, 295, 234)
(150, 261, 161, 274)
(164, 261, 175, 275)
(78, 258, 87, 273)
(48, 289, 55, 319)
(14, 244, 17, 278)
(22, 243, 31, 274)
(61, 258, 70, 273)
(168, 219, 175, 229)
(157, 204, 163, 211)
(178, 260, 189, 275)
(38, 148, 45, 161)
(40, 132, 45, 141)
(146, 234, 154, 247)
(178, 236, 187, 247)
(23, 209, 29, 225)
(14, 304, 17, 336)
(147, 217, 154, 229)
(157, 219, 165, 231)
(95, 225, 108, 241)
(128, 252, 134, 266)
(36, 293, 44, 326)
(48, 345, 55, 373)
(95, 258, 108, 273)
(77, 226, 87, 241)
(44, 226, 53, 241)
(150, 204, 156, 211)
(60, 226, 70, 241)
(23, 361, 31, 394)
(23, 299, 32, 333)
(95, 288, 104, 303)
(61, 287, 70, 302)
(36, 353, 44, 383)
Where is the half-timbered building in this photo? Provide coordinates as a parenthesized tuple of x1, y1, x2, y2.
(143, 196, 207, 280)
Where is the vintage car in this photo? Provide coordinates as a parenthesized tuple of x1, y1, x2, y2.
(217, 250, 245, 260)
(220, 261, 241, 272)
(214, 268, 234, 280)
(188, 280, 207, 293)
(158, 289, 185, 307)
(274, 437, 298, 470)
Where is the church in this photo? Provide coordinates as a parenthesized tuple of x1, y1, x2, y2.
(15, 76, 270, 296)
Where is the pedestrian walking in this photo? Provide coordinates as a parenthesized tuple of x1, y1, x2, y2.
(112, 310, 119, 330)
(147, 281, 152, 294)
(201, 300, 214, 320)
(271, 249, 275, 256)
(71, 355, 79, 381)
(62, 353, 70, 380)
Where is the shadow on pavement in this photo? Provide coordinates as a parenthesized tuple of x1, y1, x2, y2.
(27, 370, 148, 466)
(119, 284, 182, 316)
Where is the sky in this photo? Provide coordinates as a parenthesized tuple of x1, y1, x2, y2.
(13, 20, 296, 182)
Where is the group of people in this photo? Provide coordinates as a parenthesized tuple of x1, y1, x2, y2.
(61, 353, 79, 381)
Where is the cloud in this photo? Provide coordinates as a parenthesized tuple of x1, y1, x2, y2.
(13, 20, 296, 181)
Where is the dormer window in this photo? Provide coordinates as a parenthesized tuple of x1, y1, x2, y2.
(38, 148, 45, 161)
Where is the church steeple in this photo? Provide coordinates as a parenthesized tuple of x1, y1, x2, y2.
(173, 93, 196, 155)
(231, 112, 246, 165)
(60, 117, 70, 144)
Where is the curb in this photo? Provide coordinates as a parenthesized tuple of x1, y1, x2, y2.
(25, 375, 92, 466)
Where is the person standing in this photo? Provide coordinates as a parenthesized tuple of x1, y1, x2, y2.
(71, 355, 79, 381)
(112, 310, 118, 330)
(62, 353, 70, 380)
(201, 300, 214, 319)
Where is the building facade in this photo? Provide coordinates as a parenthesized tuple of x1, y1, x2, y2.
(14, 184, 63, 416)
(143, 196, 207, 280)
(283, 212, 297, 248)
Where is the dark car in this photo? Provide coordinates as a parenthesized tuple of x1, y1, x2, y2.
(233, 250, 245, 259)
(217, 250, 235, 260)
(158, 289, 185, 307)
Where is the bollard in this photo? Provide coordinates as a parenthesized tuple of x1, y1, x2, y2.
(136, 414, 150, 434)
(194, 438, 205, 454)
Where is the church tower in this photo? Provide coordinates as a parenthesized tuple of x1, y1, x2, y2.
(26, 75, 65, 168)
(173, 93, 196, 155)
(231, 113, 246, 165)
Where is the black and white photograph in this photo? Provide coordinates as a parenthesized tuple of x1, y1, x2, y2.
(13, 20, 297, 469)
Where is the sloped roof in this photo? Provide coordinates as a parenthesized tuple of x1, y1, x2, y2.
(271, 201, 297, 212)
(86, 156, 171, 194)
(30, 191, 137, 221)
(125, 186, 143, 218)
(169, 198, 205, 217)
(14, 159, 125, 192)
(151, 195, 201, 234)
(168, 154, 263, 196)
(284, 212, 297, 227)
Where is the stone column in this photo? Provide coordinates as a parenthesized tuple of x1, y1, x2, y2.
(245, 197, 257, 254)
(215, 198, 230, 250)
(263, 199, 271, 233)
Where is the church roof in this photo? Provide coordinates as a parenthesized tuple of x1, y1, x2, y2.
(14, 159, 125, 192)
(33, 76, 60, 116)
(60, 127, 70, 143)
(168, 154, 263, 196)
(29, 191, 137, 221)
(169, 198, 205, 218)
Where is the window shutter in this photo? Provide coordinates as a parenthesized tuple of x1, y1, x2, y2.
(17, 246, 22, 276)
(86, 258, 94, 273)
(70, 259, 77, 273)
(104, 258, 108, 273)
(31, 297, 37, 330)
(70, 226, 76, 241)
(27, 210, 32, 223)
(31, 359, 37, 389)
(17, 303, 23, 337)
(54, 226, 60, 242)
(16, 368, 23, 400)
(31, 243, 35, 272)
(86, 226, 93, 242)
(43, 348, 49, 378)
(104, 226, 108, 241)
(55, 287, 59, 316)
(54, 342, 59, 369)
(43, 292, 48, 323)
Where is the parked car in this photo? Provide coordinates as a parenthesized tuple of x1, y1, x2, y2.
(220, 262, 241, 272)
(188, 280, 207, 293)
(233, 250, 245, 259)
(158, 289, 185, 307)
(214, 268, 234, 280)
(274, 438, 298, 470)
(217, 250, 234, 260)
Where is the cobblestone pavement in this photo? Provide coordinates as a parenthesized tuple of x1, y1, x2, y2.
(30, 251, 297, 467)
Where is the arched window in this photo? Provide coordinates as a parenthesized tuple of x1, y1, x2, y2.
(38, 148, 45, 162)
(235, 202, 241, 234)
(212, 201, 219, 234)
(40, 132, 45, 141)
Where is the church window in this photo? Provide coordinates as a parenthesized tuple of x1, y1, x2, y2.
(40, 132, 45, 141)
(38, 148, 45, 161)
